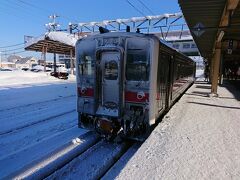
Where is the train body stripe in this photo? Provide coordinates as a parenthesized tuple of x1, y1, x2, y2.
(125, 91, 149, 103)
(77, 87, 94, 97)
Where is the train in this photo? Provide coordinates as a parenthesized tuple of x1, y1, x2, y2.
(75, 30, 196, 140)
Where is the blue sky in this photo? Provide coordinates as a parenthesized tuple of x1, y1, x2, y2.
(0, 0, 181, 59)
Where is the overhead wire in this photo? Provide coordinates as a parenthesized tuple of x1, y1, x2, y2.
(17, 0, 79, 23)
(125, 0, 146, 17)
(136, 0, 155, 15)
(0, 43, 25, 49)
(1, 50, 27, 56)
(0, 0, 46, 23)
(0, 47, 25, 52)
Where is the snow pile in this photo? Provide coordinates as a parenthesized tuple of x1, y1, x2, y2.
(0, 71, 83, 179)
(25, 31, 79, 48)
(165, 35, 192, 41)
(46, 32, 78, 46)
(32, 65, 51, 71)
(115, 81, 240, 179)
(0, 70, 75, 88)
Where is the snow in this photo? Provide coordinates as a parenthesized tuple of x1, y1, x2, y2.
(47, 141, 129, 180)
(79, 13, 182, 27)
(1, 69, 239, 179)
(114, 78, 240, 179)
(102, 143, 142, 180)
(12, 132, 98, 180)
(165, 35, 192, 41)
(31, 65, 51, 71)
(47, 31, 78, 46)
(0, 70, 88, 179)
(0, 70, 76, 109)
(25, 31, 78, 48)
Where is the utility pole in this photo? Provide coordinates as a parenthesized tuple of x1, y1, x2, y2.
(46, 14, 60, 32)
(45, 14, 60, 73)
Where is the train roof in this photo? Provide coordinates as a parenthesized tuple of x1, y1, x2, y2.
(76, 31, 195, 64)
(76, 32, 158, 43)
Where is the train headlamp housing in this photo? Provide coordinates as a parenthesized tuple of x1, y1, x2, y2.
(137, 91, 145, 100)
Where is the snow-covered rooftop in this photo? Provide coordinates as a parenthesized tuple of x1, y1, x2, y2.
(25, 32, 80, 55)
(25, 32, 78, 48)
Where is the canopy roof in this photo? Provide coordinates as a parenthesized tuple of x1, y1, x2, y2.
(25, 32, 79, 55)
(178, 0, 240, 60)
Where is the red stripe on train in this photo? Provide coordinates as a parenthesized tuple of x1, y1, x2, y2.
(77, 87, 94, 97)
(125, 91, 149, 103)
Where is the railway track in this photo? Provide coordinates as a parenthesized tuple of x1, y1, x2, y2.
(2, 131, 99, 180)
(0, 95, 75, 112)
(45, 139, 138, 180)
(3, 130, 141, 180)
(0, 109, 76, 136)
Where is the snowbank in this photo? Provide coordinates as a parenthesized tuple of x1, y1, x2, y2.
(0, 70, 75, 88)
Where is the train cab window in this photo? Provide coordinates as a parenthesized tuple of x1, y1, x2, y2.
(79, 55, 94, 76)
(104, 60, 118, 80)
(126, 53, 149, 81)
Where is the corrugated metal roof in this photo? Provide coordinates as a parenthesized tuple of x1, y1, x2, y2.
(25, 39, 75, 55)
(24, 32, 77, 55)
(178, 0, 226, 58)
(179, 0, 240, 61)
(223, 3, 240, 41)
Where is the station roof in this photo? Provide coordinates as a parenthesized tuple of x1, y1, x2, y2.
(178, 0, 240, 60)
(24, 32, 79, 55)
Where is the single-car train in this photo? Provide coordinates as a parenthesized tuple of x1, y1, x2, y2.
(76, 31, 195, 140)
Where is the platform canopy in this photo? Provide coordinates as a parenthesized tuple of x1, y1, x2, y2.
(24, 31, 80, 55)
(178, 0, 240, 60)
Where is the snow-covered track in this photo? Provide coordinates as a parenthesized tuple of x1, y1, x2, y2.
(0, 109, 75, 136)
(102, 142, 142, 179)
(0, 95, 75, 112)
(1, 131, 99, 180)
(46, 140, 134, 180)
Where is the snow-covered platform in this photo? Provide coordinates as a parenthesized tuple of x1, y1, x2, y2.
(116, 79, 240, 179)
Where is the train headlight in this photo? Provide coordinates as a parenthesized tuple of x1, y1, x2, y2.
(137, 91, 145, 100)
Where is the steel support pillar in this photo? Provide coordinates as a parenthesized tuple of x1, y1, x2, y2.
(70, 49, 74, 75)
(42, 46, 47, 72)
(53, 53, 56, 73)
(211, 48, 221, 95)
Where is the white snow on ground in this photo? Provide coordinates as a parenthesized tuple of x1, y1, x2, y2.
(1, 68, 239, 179)
(0, 70, 76, 109)
(47, 141, 128, 180)
(115, 79, 240, 180)
(0, 70, 88, 179)
(196, 68, 204, 78)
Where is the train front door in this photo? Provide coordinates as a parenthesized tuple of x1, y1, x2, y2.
(97, 51, 121, 117)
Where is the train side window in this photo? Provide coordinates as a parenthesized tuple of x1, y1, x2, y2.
(172, 44, 180, 49)
(183, 43, 190, 49)
(79, 55, 94, 76)
(126, 53, 149, 81)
